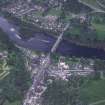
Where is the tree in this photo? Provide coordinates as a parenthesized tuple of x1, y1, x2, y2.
(0, 51, 32, 104)
(94, 59, 105, 79)
(42, 76, 84, 105)
(0, 30, 32, 104)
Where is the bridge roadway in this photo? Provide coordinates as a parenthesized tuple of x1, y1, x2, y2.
(23, 23, 70, 105)
(51, 23, 70, 53)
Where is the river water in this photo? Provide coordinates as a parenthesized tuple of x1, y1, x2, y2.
(0, 17, 105, 59)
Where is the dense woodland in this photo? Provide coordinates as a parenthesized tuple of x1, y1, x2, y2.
(0, 29, 32, 105)
(42, 77, 86, 105)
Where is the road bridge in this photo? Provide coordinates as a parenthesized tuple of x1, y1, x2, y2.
(23, 23, 70, 105)
(51, 23, 70, 53)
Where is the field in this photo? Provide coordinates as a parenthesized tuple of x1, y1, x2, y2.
(47, 8, 61, 16)
(4, 101, 21, 105)
(80, 79, 105, 105)
(92, 23, 105, 40)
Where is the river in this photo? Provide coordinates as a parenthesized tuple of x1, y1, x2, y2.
(0, 16, 105, 59)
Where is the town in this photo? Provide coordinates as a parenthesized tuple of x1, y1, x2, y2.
(0, 0, 105, 105)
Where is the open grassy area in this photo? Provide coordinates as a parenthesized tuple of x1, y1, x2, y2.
(92, 23, 105, 40)
(4, 100, 21, 105)
(69, 27, 81, 35)
(47, 8, 61, 16)
(80, 79, 105, 104)
(33, 11, 43, 17)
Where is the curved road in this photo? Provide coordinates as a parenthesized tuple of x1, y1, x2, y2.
(0, 16, 105, 59)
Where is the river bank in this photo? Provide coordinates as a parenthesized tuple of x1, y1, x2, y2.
(1, 10, 105, 52)
(0, 12, 105, 59)
(64, 37, 105, 51)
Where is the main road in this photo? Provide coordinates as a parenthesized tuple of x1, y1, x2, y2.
(0, 16, 105, 59)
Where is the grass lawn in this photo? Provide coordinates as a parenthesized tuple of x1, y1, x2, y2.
(34, 11, 43, 17)
(64, 14, 73, 22)
(70, 27, 81, 35)
(80, 79, 105, 104)
(65, 26, 82, 39)
(4, 100, 21, 105)
(47, 8, 61, 16)
(92, 23, 105, 40)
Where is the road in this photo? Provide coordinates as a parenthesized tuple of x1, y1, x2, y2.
(0, 15, 105, 105)
(96, 0, 105, 9)
(23, 22, 70, 105)
(51, 23, 70, 53)
(78, 0, 105, 13)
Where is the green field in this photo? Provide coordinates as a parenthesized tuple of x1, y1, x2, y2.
(47, 8, 61, 16)
(92, 23, 105, 40)
(80, 79, 105, 104)
(4, 101, 21, 105)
